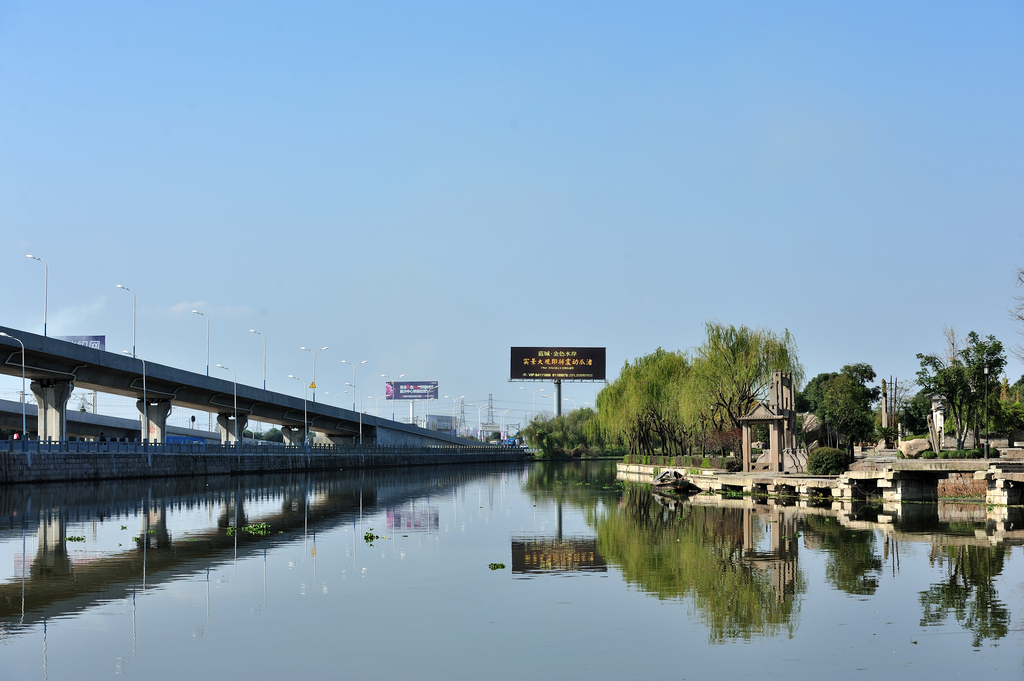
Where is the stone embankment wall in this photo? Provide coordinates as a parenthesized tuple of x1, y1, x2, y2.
(0, 443, 527, 484)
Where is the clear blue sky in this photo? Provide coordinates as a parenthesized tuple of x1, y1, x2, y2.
(2, 1, 1022, 423)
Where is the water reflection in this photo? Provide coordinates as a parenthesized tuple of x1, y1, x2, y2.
(919, 545, 1009, 647)
(595, 486, 803, 641)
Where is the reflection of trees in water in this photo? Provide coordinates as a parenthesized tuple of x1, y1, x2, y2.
(801, 515, 882, 596)
(594, 485, 803, 642)
(521, 460, 619, 510)
(919, 545, 1009, 647)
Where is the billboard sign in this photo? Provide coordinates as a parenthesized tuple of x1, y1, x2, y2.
(57, 335, 106, 352)
(510, 347, 606, 381)
(426, 414, 456, 435)
(386, 381, 439, 400)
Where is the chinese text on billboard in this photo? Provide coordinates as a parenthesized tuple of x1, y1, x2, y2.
(510, 347, 606, 381)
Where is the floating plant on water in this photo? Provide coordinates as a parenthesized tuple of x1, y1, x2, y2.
(226, 522, 271, 538)
(488, 563, 506, 570)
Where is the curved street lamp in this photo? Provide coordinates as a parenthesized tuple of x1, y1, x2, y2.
(191, 310, 209, 376)
(301, 346, 329, 403)
(324, 390, 349, 408)
(444, 395, 464, 435)
(116, 285, 136, 357)
(26, 255, 47, 337)
(216, 364, 239, 458)
(342, 360, 367, 411)
(0, 332, 27, 450)
(288, 375, 308, 448)
(122, 351, 147, 449)
(249, 330, 266, 390)
(520, 386, 544, 420)
(382, 373, 405, 420)
(346, 383, 363, 445)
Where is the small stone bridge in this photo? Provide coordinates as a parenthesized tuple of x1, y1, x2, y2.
(617, 458, 1024, 511)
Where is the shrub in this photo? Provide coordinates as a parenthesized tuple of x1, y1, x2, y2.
(725, 459, 743, 473)
(921, 451, 938, 459)
(807, 447, 850, 476)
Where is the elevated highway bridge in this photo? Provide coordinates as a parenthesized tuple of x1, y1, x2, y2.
(0, 325, 465, 448)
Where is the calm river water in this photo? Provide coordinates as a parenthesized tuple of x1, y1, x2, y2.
(0, 460, 1022, 679)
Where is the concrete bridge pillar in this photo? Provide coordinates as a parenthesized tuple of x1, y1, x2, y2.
(217, 413, 249, 444)
(323, 433, 356, 446)
(281, 425, 305, 446)
(30, 380, 74, 441)
(136, 399, 173, 443)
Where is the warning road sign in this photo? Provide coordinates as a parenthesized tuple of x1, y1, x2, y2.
(309, 382, 316, 389)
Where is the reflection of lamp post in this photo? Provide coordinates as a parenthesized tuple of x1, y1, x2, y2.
(249, 330, 266, 390)
(216, 364, 238, 457)
(116, 285, 136, 357)
(382, 373, 405, 420)
(521, 386, 544, 420)
(301, 346, 328, 403)
(288, 375, 308, 448)
(26, 255, 47, 337)
(346, 383, 363, 445)
(0, 333, 27, 450)
(342, 360, 367, 411)
(122, 351, 147, 449)
(191, 310, 209, 376)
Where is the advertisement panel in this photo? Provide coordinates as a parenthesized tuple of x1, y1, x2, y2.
(425, 414, 456, 435)
(57, 335, 106, 351)
(510, 347, 606, 381)
(386, 381, 439, 400)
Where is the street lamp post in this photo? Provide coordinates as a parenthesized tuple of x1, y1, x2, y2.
(122, 351, 147, 449)
(563, 397, 576, 411)
(342, 360, 367, 411)
(26, 255, 47, 337)
(467, 403, 487, 441)
(500, 409, 514, 438)
(0, 333, 27, 450)
(301, 346, 329, 403)
(382, 373, 405, 421)
(250, 330, 266, 390)
(520, 386, 545, 420)
(216, 364, 239, 458)
(984, 366, 990, 460)
(191, 310, 209, 376)
(444, 395, 464, 435)
(325, 390, 349, 408)
(288, 375, 308, 449)
(346, 383, 363, 445)
(116, 285, 136, 357)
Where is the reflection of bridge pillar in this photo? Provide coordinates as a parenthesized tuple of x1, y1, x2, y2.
(281, 426, 304, 446)
(217, 414, 249, 444)
(148, 499, 172, 548)
(30, 380, 74, 441)
(32, 511, 72, 578)
(137, 400, 173, 443)
(218, 491, 248, 529)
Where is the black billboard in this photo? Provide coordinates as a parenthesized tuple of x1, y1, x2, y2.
(385, 381, 439, 401)
(510, 347, 606, 381)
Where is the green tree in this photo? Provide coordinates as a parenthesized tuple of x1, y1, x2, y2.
(817, 364, 878, 452)
(692, 322, 804, 429)
(795, 372, 837, 414)
(916, 329, 1006, 450)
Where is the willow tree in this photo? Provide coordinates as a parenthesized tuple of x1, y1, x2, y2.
(691, 322, 804, 429)
(596, 348, 694, 457)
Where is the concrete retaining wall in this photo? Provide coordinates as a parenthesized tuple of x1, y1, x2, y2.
(0, 442, 528, 484)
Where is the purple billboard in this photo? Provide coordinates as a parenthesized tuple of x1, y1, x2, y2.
(386, 381, 439, 400)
